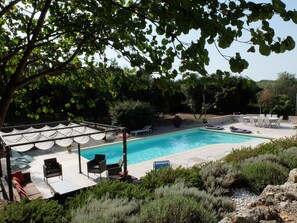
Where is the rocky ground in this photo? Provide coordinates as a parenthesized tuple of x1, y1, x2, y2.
(220, 169, 297, 223)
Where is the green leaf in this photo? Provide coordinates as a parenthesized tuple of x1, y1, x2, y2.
(292, 11, 297, 24)
(259, 44, 271, 56)
(229, 55, 249, 73)
(284, 36, 295, 51)
(272, 0, 286, 13)
(42, 106, 49, 113)
(176, 44, 183, 51)
(247, 46, 255, 53)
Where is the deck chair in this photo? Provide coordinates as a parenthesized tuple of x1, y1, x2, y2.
(43, 158, 63, 182)
(257, 117, 264, 127)
(107, 167, 122, 180)
(87, 154, 106, 178)
(276, 116, 283, 128)
(131, 125, 152, 136)
(11, 150, 35, 163)
(11, 161, 30, 171)
(153, 160, 171, 170)
(106, 158, 123, 171)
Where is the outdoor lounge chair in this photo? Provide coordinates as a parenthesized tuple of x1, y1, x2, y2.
(230, 126, 252, 134)
(205, 125, 224, 130)
(153, 160, 171, 170)
(107, 166, 122, 180)
(11, 161, 30, 171)
(43, 158, 63, 182)
(130, 125, 152, 136)
(87, 154, 106, 178)
(106, 158, 123, 171)
(11, 150, 35, 163)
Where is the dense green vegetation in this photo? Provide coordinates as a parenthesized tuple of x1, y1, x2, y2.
(109, 100, 155, 130)
(1, 1, 297, 126)
(1, 137, 297, 222)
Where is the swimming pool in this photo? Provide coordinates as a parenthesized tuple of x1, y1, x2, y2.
(80, 129, 264, 165)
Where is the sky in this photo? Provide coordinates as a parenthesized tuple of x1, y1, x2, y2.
(107, 1, 297, 82)
(204, 1, 297, 81)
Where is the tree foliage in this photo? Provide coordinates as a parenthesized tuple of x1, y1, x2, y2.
(0, 0, 296, 126)
(180, 72, 259, 115)
(258, 72, 297, 116)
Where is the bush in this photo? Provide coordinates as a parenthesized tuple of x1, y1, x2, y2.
(65, 180, 152, 218)
(278, 147, 297, 169)
(224, 136, 297, 164)
(155, 182, 235, 220)
(240, 161, 289, 194)
(199, 162, 242, 196)
(136, 196, 217, 223)
(0, 199, 63, 223)
(240, 154, 283, 166)
(139, 167, 202, 191)
(71, 196, 141, 223)
(109, 100, 155, 130)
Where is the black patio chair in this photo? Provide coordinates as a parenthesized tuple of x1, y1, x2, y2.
(106, 158, 123, 171)
(107, 166, 122, 180)
(87, 154, 107, 178)
(43, 158, 63, 183)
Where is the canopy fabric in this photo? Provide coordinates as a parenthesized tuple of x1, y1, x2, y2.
(0, 122, 107, 152)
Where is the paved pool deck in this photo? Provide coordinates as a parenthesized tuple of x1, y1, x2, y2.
(2, 120, 296, 199)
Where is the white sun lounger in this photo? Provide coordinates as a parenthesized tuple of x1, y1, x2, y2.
(131, 125, 152, 136)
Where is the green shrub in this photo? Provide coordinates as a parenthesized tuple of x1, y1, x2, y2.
(155, 182, 235, 220)
(0, 199, 63, 223)
(139, 167, 202, 191)
(278, 147, 297, 169)
(109, 100, 155, 130)
(224, 136, 297, 164)
(65, 180, 152, 218)
(240, 153, 282, 166)
(240, 161, 289, 194)
(71, 196, 141, 223)
(136, 196, 217, 223)
(199, 162, 242, 196)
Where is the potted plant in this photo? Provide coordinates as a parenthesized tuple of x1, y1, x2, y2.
(172, 115, 182, 127)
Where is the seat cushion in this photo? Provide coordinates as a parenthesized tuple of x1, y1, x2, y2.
(12, 171, 25, 184)
(47, 168, 61, 174)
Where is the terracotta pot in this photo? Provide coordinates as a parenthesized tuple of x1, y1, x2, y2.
(172, 115, 182, 127)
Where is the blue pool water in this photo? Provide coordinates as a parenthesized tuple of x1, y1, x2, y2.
(80, 129, 259, 165)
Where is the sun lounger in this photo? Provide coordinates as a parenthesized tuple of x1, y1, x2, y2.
(230, 126, 252, 134)
(131, 125, 152, 136)
(11, 150, 35, 163)
(11, 161, 31, 171)
(205, 125, 224, 130)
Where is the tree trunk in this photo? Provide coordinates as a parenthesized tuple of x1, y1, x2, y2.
(0, 84, 17, 127)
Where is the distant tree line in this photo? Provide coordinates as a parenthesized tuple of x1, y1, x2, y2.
(258, 72, 297, 118)
(8, 62, 295, 126)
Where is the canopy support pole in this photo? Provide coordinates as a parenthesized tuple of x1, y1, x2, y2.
(122, 128, 128, 180)
(78, 143, 82, 174)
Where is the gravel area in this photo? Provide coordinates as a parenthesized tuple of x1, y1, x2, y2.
(230, 188, 259, 211)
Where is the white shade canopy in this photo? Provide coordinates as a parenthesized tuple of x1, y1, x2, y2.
(0, 122, 109, 152)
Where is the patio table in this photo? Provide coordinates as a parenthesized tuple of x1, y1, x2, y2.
(49, 179, 79, 196)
